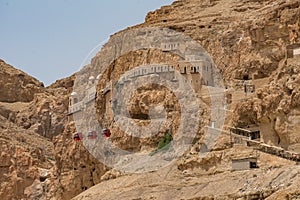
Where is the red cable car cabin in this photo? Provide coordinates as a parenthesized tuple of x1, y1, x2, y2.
(102, 129, 111, 137)
(73, 132, 83, 141)
(88, 131, 97, 139)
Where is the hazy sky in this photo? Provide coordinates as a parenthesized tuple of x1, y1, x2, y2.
(0, 0, 174, 86)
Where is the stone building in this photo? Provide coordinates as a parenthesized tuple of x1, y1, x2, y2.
(232, 157, 258, 171)
(68, 75, 99, 122)
(286, 43, 300, 59)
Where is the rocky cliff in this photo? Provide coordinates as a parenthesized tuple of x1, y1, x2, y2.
(1, 0, 300, 199)
(0, 59, 44, 103)
(0, 60, 107, 200)
(75, 0, 300, 199)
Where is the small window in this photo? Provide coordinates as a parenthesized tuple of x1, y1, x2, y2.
(243, 74, 249, 80)
(39, 177, 47, 182)
(250, 162, 257, 168)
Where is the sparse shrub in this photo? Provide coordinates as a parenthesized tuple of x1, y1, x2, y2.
(149, 132, 173, 156)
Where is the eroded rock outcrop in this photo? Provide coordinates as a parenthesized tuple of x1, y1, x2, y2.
(0, 59, 44, 103)
(1, 0, 300, 199)
(74, 0, 300, 199)
(0, 60, 107, 199)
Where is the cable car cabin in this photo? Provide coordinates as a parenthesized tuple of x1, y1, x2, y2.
(73, 133, 83, 141)
(88, 131, 97, 139)
(102, 129, 111, 138)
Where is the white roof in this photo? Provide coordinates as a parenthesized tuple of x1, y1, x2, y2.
(89, 76, 95, 80)
(71, 92, 78, 96)
(96, 74, 102, 80)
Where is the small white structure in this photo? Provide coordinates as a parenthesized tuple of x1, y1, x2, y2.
(293, 48, 300, 56)
(211, 121, 215, 128)
(96, 74, 102, 80)
(70, 92, 78, 103)
(68, 92, 84, 114)
(286, 43, 300, 58)
(89, 76, 95, 84)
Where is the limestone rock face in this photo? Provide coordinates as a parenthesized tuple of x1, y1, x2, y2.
(233, 56, 300, 150)
(0, 123, 55, 200)
(74, 0, 300, 199)
(47, 121, 106, 200)
(1, 0, 300, 199)
(0, 59, 44, 103)
(74, 157, 300, 200)
(94, 49, 183, 152)
(0, 60, 107, 199)
(135, 0, 300, 151)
